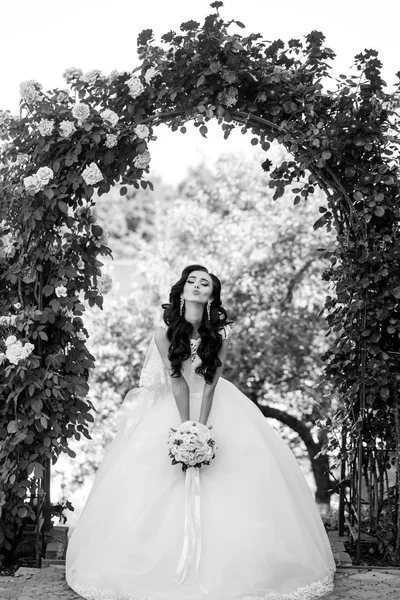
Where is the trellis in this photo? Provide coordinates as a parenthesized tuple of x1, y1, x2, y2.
(1, 0, 400, 566)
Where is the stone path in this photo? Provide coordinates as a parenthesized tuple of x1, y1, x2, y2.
(0, 565, 78, 600)
(1, 564, 400, 600)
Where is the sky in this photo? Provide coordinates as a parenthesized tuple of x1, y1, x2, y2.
(1, 0, 398, 185)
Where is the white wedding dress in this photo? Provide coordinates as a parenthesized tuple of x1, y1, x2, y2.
(66, 325, 335, 600)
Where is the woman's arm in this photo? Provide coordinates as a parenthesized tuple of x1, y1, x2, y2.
(198, 332, 231, 425)
(154, 326, 190, 422)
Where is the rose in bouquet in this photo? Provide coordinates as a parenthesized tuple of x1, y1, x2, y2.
(168, 420, 217, 472)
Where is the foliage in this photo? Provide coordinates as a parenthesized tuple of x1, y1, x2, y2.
(0, 0, 400, 563)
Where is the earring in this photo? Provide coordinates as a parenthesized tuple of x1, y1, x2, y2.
(206, 298, 212, 320)
(180, 295, 185, 316)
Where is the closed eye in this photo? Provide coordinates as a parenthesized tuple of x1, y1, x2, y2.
(188, 279, 210, 286)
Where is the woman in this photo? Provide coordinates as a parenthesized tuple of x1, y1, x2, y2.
(66, 264, 335, 600)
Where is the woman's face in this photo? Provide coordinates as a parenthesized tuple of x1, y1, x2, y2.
(183, 270, 213, 305)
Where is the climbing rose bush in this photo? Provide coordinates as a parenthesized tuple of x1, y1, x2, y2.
(0, 0, 400, 566)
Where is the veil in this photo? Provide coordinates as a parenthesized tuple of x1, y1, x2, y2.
(115, 328, 170, 439)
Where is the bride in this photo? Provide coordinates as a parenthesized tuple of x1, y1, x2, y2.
(66, 264, 335, 600)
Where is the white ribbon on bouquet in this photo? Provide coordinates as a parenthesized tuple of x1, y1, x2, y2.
(175, 467, 210, 596)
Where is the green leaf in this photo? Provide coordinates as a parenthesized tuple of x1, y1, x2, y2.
(49, 299, 61, 312)
(58, 200, 68, 213)
(43, 285, 54, 297)
(7, 421, 18, 434)
(33, 464, 44, 478)
(392, 287, 400, 299)
(31, 398, 43, 413)
(374, 206, 385, 217)
(17, 507, 28, 518)
(104, 150, 115, 165)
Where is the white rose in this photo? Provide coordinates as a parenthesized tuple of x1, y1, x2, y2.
(76, 331, 86, 341)
(179, 421, 193, 433)
(108, 70, 122, 81)
(144, 66, 158, 84)
(16, 154, 29, 165)
(77, 259, 85, 270)
(55, 285, 68, 298)
(36, 167, 54, 187)
(72, 103, 90, 124)
(59, 120, 76, 138)
(195, 451, 208, 464)
(100, 109, 119, 126)
(98, 274, 113, 295)
(63, 67, 83, 83)
(5, 335, 17, 347)
(126, 76, 144, 99)
(134, 124, 149, 139)
(105, 133, 118, 148)
(177, 450, 190, 463)
(20, 80, 43, 104)
(6, 341, 25, 365)
(82, 162, 103, 186)
(23, 174, 42, 194)
(133, 150, 151, 169)
(0, 316, 16, 326)
(80, 69, 102, 85)
(37, 119, 54, 136)
(22, 342, 35, 358)
(13, 303, 21, 309)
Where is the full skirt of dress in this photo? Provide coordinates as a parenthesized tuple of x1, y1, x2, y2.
(66, 377, 335, 600)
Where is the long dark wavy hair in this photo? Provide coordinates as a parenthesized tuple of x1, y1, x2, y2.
(161, 264, 232, 384)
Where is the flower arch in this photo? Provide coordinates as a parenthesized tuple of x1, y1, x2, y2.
(1, 0, 400, 564)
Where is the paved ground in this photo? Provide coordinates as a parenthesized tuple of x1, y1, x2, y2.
(1, 565, 400, 600)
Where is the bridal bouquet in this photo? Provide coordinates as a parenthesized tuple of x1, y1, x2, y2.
(168, 421, 217, 472)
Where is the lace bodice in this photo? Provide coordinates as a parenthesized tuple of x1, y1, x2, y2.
(182, 338, 204, 396)
(138, 323, 232, 400)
